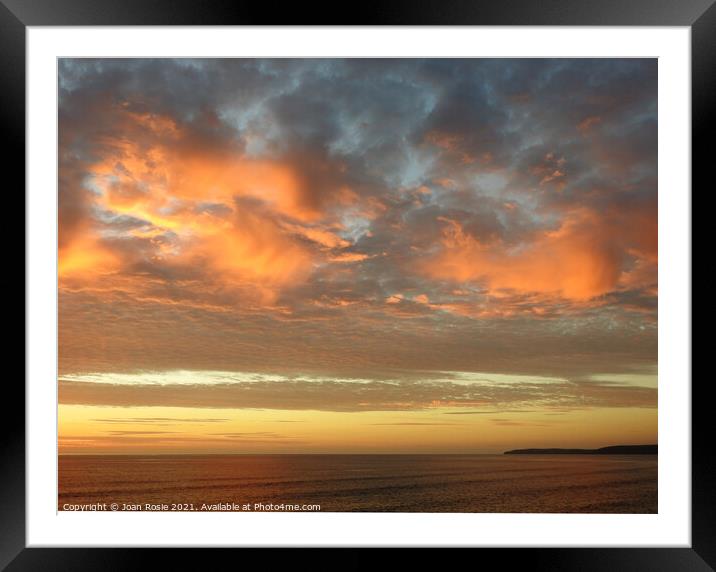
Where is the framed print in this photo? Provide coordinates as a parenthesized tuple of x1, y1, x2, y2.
(6, 0, 708, 569)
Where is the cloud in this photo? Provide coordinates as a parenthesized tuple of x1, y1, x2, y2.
(367, 422, 457, 426)
(104, 430, 177, 435)
(91, 417, 229, 425)
(58, 58, 657, 391)
(58, 373, 656, 413)
(443, 410, 539, 415)
(206, 432, 293, 440)
(420, 207, 635, 300)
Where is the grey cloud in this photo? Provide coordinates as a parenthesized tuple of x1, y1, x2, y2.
(58, 58, 658, 387)
(59, 285, 657, 380)
(58, 377, 656, 413)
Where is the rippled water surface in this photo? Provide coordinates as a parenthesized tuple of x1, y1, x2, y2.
(59, 454, 657, 513)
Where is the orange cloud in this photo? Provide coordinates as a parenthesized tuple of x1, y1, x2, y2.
(421, 208, 646, 301)
(58, 235, 120, 278)
(58, 106, 377, 300)
(329, 252, 371, 263)
(186, 207, 313, 290)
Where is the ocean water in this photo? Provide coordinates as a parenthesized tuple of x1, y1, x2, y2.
(58, 454, 657, 513)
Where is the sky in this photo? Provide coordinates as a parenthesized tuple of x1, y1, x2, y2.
(58, 58, 657, 454)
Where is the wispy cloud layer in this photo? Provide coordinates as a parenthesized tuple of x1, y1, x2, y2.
(59, 370, 655, 412)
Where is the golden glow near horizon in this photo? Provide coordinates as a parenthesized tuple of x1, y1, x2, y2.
(58, 59, 658, 454)
(59, 402, 657, 455)
(58, 369, 657, 454)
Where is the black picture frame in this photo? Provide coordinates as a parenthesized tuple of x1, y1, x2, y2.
(4, 1, 706, 569)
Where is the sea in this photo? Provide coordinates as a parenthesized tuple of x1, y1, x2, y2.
(58, 454, 657, 513)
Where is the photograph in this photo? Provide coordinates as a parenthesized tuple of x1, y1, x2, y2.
(57, 57, 658, 514)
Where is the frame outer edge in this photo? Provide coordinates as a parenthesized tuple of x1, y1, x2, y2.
(0, 0, 27, 571)
(0, 0, 714, 26)
(6, 0, 710, 568)
(691, 1, 715, 571)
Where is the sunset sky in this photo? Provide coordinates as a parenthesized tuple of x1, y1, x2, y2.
(58, 59, 657, 454)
